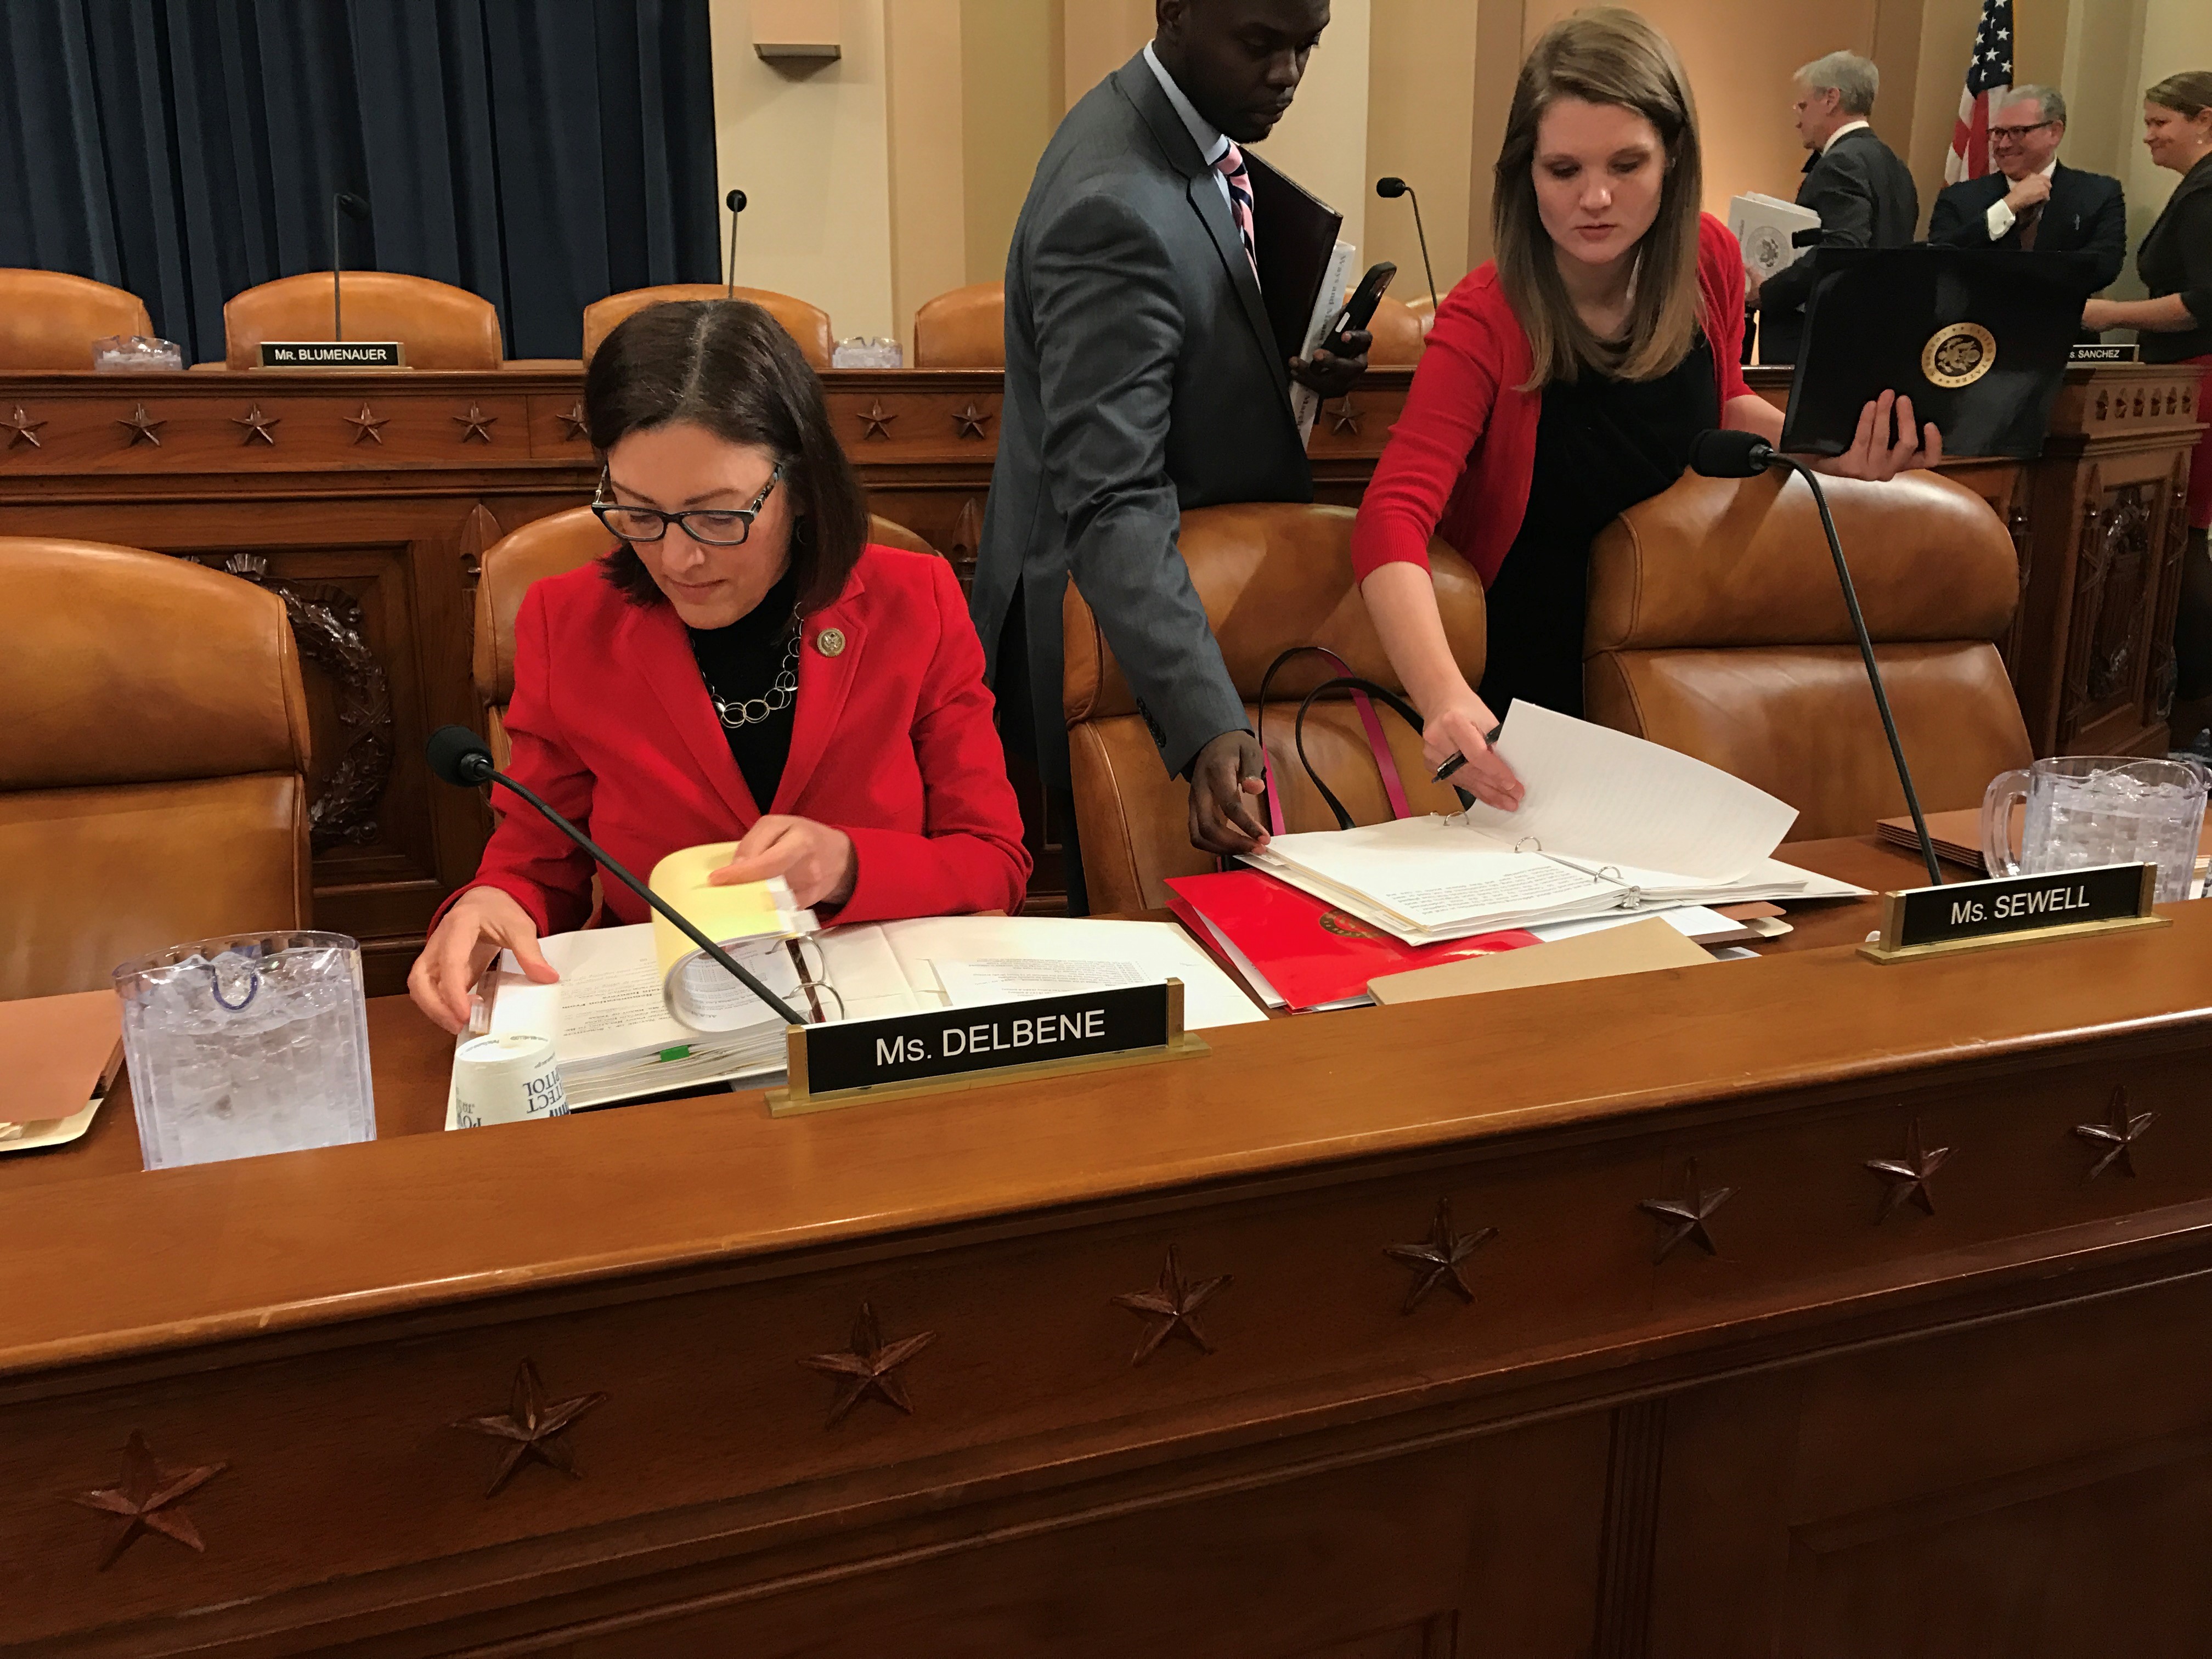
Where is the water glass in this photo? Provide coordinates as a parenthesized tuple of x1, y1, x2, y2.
(114, 930, 377, 1170)
(831, 336, 904, 369)
(92, 334, 185, 371)
(1982, 755, 2208, 903)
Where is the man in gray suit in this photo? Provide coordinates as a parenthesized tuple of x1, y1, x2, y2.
(972, 0, 1366, 912)
(1751, 50, 1920, 364)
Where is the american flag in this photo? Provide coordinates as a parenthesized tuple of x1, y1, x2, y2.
(1945, 0, 2015, 182)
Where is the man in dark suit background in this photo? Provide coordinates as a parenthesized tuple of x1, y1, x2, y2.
(972, 0, 1367, 912)
(1750, 50, 1920, 364)
(1927, 85, 2127, 296)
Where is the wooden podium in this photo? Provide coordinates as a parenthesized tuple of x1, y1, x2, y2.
(3, 838, 2211, 1656)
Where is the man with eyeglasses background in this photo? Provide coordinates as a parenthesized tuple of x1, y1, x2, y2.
(1927, 85, 2127, 307)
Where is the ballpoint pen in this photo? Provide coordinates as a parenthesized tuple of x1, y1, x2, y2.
(1430, 723, 1504, 784)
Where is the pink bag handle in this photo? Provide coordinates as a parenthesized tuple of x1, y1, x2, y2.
(1254, 646, 1414, 836)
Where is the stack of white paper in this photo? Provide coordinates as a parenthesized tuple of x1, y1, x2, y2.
(1729, 192, 1821, 279)
(1246, 704, 1865, 945)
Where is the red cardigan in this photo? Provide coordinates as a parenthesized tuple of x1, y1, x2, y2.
(448, 544, 1032, 935)
(1351, 213, 1754, 585)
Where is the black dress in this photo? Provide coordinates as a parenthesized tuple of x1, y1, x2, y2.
(1477, 334, 1719, 719)
(686, 563, 802, 810)
(2134, 150, 2212, 365)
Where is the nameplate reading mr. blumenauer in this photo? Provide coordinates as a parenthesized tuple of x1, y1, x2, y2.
(799, 983, 1175, 1098)
(256, 341, 406, 369)
(1887, 861, 2155, 952)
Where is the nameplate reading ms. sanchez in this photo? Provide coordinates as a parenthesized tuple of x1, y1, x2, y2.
(773, 983, 1199, 1113)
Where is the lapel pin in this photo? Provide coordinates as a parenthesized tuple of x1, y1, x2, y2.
(815, 627, 847, 658)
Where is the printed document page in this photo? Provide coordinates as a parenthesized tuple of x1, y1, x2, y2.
(1251, 818, 1611, 928)
(933, 959, 1149, 1005)
(876, 916, 1266, 1028)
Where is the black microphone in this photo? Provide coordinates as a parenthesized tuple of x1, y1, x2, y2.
(331, 191, 370, 342)
(424, 726, 806, 1027)
(1375, 177, 1440, 316)
(724, 188, 748, 301)
(1687, 430, 1944, 887)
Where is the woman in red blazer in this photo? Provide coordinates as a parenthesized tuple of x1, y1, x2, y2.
(411, 300, 1030, 1032)
(1352, 10, 1939, 811)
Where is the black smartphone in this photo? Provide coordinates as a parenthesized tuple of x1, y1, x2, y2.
(1317, 261, 1396, 358)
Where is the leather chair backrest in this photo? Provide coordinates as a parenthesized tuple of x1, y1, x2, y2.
(223, 272, 503, 370)
(1365, 294, 1427, 365)
(912, 281, 1006, 368)
(0, 539, 314, 997)
(1063, 503, 1484, 913)
(472, 506, 939, 764)
(580, 285, 835, 370)
(0, 270, 155, 368)
(1585, 469, 2032, 840)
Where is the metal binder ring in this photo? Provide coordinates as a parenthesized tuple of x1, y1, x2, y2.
(1599, 865, 1622, 883)
(210, 964, 260, 1012)
(1515, 835, 1543, 854)
(794, 978, 845, 1024)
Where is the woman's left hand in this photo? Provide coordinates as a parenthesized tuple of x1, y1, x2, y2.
(2081, 297, 2120, 334)
(1809, 390, 1943, 482)
(709, 815, 857, 908)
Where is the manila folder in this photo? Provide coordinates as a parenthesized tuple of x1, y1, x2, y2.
(1367, 916, 1712, 1005)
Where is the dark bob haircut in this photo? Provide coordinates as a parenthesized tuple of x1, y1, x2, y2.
(585, 299, 868, 613)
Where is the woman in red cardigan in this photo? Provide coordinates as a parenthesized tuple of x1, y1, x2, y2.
(410, 300, 1030, 1032)
(1352, 9, 1939, 810)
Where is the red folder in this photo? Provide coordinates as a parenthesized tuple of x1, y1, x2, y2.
(1165, 869, 1541, 1012)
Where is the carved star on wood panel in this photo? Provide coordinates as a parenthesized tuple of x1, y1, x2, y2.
(345, 403, 389, 445)
(68, 1431, 227, 1570)
(856, 400, 898, 440)
(2074, 1085, 2155, 1180)
(4, 405, 44, 449)
(952, 402, 991, 440)
(1327, 397, 1362, 437)
(1113, 1245, 1231, 1363)
(116, 403, 166, 447)
(450, 1359, 608, 1497)
(1385, 1198, 1497, 1314)
(801, 1304, 938, 1425)
(1865, 1116, 1951, 1220)
(453, 404, 498, 444)
(1638, 1159, 1733, 1263)
(230, 403, 281, 445)
(556, 400, 589, 442)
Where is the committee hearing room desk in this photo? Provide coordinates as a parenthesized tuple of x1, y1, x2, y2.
(0, 361, 2199, 988)
(4, 837, 2211, 1657)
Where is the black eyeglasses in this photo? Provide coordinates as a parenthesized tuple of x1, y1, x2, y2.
(592, 463, 784, 547)
(1989, 121, 2057, 143)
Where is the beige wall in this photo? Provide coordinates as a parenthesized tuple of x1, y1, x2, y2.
(1365, 0, 1479, 295)
(1062, 0, 1152, 110)
(960, 0, 1062, 287)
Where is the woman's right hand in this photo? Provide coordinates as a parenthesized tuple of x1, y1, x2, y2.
(407, 885, 560, 1036)
(1422, 692, 1525, 812)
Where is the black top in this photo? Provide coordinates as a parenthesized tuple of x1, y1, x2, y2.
(2137, 151, 2212, 364)
(686, 563, 802, 811)
(1479, 332, 1719, 720)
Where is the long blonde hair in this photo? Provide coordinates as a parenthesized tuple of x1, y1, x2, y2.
(1493, 8, 1705, 390)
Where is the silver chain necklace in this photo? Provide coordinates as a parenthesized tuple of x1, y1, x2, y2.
(693, 618, 800, 730)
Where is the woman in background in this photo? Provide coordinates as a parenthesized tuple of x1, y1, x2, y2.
(1351, 8, 1936, 809)
(2084, 71, 2212, 749)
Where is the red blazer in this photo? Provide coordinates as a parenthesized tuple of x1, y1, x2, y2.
(1351, 213, 1754, 585)
(447, 544, 1032, 935)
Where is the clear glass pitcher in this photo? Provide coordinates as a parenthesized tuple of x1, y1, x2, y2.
(114, 930, 376, 1170)
(1981, 756, 2208, 904)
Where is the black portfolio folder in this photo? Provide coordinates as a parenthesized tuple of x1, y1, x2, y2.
(1243, 152, 1344, 363)
(1780, 247, 2092, 459)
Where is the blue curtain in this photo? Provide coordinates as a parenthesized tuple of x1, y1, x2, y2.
(0, 0, 719, 360)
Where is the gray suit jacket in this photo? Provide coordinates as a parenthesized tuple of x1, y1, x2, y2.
(971, 51, 1312, 787)
(1760, 125, 1921, 364)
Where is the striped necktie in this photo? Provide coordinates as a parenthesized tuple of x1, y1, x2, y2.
(1214, 140, 1259, 282)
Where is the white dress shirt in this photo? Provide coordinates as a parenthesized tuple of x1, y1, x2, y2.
(1985, 157, 2060, 241)
(1821, 117, 1872, 153)
(1143, 42, 1234, 215)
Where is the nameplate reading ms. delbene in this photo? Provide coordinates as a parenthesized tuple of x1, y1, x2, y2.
(256, 341, 408, 369)
(767, 980, 1207, 1115)
(1859, 862, 2166, 964)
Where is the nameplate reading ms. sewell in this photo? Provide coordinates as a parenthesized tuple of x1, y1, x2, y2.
(768, 981, 1206, 1115)
(256, 341, 408, 369)
(1860, 862, 2166, 963)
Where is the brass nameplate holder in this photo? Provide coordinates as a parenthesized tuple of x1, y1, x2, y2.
(1859, 862, 2168, 964)
(256, 341, 408, 369)
(766, 979, 1208, 1116)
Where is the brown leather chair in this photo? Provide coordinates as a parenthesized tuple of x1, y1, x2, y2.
(223, 272, 503, 369)
(0, 270, 156, 369)
(1403, 294, 1437, 334)
(0, 539, 313, 998)
(1365, 294, 1427, 365)
(580, 285, 834, 370)
(1063, 503, 1483, 913)
(1584, 470, 2032, 840)
(912, 281, 1005, 368)
(473, 506, 939, 766)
